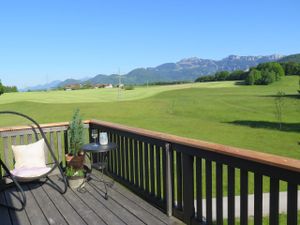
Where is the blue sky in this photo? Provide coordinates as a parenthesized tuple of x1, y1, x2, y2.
(1, 0, 300, 88)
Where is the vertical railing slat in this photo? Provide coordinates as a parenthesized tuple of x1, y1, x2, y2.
(123, 136, 128, 180)
(27, 133, 33, 144)
(11, 136, 16, 145)
(49, 131, 55, 164)
(163, 144, 168, 207)
(3, 137, 10, 168)
(176, 151, 183, 210)
(165, 143, 172, 216)
(64, 130, 68, 155)
(156, 146, 161, 199)
(115, 134, 124, 178)
(134, 139, 139, 186)
(112, 133, 117, 174)
(20, 135, 24, 145)
(139, 141, 144, 189)
(216, 163, 223, 225)
(182, 153, 194, 224)
(227, 165, 235, 225)
(130, 139, 134, 184)
(254, 173, 263, 225)
(269, 177, 279, 225)
(145, 143, 150, 193)
(287, 182, 298, 225)
(196, 157, 203, 222)
(240, 169, 248, 225)
(150, 144, 155, 195)
(205, 159, 212, 225)
(57, 131, 62, 163)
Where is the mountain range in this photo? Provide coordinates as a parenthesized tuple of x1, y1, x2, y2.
(22, 54, 292, 91)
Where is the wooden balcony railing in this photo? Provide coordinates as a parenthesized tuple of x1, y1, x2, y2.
(90, 119, 300, 225)
(1, 119, 300, 225)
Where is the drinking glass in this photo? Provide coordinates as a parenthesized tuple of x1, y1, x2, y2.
(100, 132, 108, 145)
(91, 129, 98, 145)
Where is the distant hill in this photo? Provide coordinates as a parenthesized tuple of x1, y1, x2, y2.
(21, 80, 61, 92)
(81, 54, 282, 85)
(23, 54, 285, 90)
(277, 54, 300, 63)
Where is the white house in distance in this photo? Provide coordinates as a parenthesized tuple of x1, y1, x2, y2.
(105, 84, 113, 88)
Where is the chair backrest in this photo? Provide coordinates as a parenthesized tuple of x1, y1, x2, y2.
(0, 111, 61, 178)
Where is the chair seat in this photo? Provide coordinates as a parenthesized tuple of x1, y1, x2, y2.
(10, 166, 52, 181)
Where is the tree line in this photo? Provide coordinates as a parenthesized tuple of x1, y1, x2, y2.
(195, 61, 300, 85)
(0, 80, 18, 95)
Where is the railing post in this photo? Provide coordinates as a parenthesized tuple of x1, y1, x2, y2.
(182, 152, 194, 224)
(165, 143, 173, 217)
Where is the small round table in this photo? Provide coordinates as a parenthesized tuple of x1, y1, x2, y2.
(78, 142, 117, 199)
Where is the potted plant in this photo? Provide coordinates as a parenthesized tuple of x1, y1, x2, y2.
(65, 109, 85, 169)
(65, 166, 85, 189)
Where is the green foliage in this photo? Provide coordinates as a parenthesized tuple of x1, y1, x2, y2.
(280, 62, 300, 75)
(215, 71, 230, 81)
(298, 75, 300, 95)
(65, 166, 85, 177)
(227, 70, 247, 80)
(256, 62, 284, 81)
(195, 70, 248, 83)
(245, 62, 285, 85)
(3, 85, 18, 93)
(245, 69, 261, 85)
(124, 85, 135, 90)
(0, 80, 4, 95)
(0, 80, 18, 95)
(81, 83, 93, 89)
(278, 53, 300, 63)
(146, 81, 191, 86)
(260, 70, 276, 85)
(69, 109, 84, 155)
(195, 75, 215, 82)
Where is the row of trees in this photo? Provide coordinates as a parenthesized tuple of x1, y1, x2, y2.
(280, 62, 300, 75)
(245, 62, 285, 85)
(195, 61, 300, 86)
(195, 70, 248, 82)
(0, 80, 18, 95)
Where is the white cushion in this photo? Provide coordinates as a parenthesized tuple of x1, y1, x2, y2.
(12, 138, 47, 169)
(10, 166, 51, 181)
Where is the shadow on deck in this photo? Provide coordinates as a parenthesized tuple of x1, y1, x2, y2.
(0, 174, 183, 225)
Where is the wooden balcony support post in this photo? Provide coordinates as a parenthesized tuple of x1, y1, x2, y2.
(182, 151, 194, 224)
(165, 143, 173, 217)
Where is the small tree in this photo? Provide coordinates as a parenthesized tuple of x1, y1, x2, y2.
(245, 69, 261, 85)
(274, 91, 285, 130)
(69, 109, 84, 155)
(260, 70, 276, 85)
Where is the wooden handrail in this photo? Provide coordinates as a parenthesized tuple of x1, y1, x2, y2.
(1, 118, 299, 172)
(90, 119, 300, 173)
(0, 120, 91, 133)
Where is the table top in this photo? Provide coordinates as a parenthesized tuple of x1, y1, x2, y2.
(81, 142, 117, 153)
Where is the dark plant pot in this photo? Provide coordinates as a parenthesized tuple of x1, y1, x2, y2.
(66, 154, 84, 169)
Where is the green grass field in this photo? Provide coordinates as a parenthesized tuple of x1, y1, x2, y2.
(0, 76, 299, 159)
(0, 81, 236, 104)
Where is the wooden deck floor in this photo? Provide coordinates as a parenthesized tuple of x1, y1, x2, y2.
(0, 174, 183, 225)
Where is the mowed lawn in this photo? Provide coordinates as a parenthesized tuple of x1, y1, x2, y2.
(0, 76, 299, 159)
(0, 81, 236, 104)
